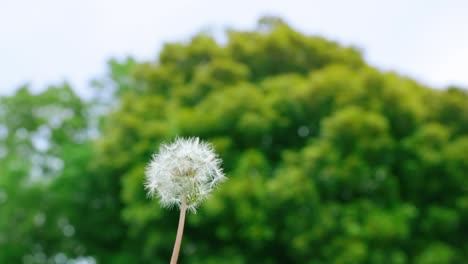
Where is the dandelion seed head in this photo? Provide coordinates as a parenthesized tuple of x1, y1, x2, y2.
(145, 137, 226, 212)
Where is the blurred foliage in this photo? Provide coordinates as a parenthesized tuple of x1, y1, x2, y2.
(1, 17, 467, 263)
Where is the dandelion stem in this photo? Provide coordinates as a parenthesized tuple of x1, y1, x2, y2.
(170, 193, 187, 264)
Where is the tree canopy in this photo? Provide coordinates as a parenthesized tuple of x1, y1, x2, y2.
(1, 17, 467, 264)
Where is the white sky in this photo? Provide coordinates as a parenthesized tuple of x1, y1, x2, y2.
(1, 0, 467, 98)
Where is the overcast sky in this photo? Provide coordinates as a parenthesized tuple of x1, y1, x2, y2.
(1, 0, 467, 98)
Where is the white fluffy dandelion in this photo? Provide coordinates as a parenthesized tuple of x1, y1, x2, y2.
(145, 137, 226, 212)
(145, 137, 226, 264)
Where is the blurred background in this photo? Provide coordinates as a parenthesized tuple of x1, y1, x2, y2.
(1, 1, 467, 263)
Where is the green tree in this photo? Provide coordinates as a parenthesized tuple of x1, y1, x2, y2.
(93, 17, 467, 263)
